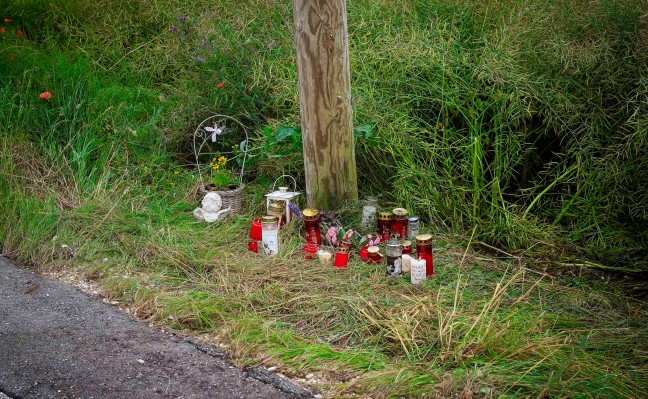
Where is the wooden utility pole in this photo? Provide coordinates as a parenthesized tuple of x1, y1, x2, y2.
(293, 0, 358, 209)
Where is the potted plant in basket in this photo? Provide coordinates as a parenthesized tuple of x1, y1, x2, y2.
(207, 154, 240, 191)
(192, 114, 249, 216)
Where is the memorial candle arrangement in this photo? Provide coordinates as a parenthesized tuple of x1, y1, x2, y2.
(247, 194, 437, 285)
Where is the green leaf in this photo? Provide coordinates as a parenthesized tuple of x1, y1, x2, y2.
(354, 123, 373, 139)
(275, 126, 298, 143)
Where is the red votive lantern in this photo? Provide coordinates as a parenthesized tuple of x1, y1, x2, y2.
(334, 245, 349, 268)
(340, 240, 353, 251)
(377, 212, 393, 242)
(302, 208, 322, 245)
(304, 243, 318, 259)
(401, 240, 412, 256)
(359, 245, 369, 263)
(391, 208, 408, 239)
(248, 241, 259, 253)
(367, 245, 382, 265)
(415, 234, 434, 277)
(249, 218, 263, 241)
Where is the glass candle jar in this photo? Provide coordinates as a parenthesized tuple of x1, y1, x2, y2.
(401, 240, 412, 255)
(302, 208, 321, 245)
(334, 245, 349, 268)
(391, 208, 408, 239)
(385, 239, 403, 276)
(317, 249, 333, 265)
(367, 246, 382, 265)
(407, 216, 419, 239)
(261, 216, 279, 255)
(361, 196, 378, 228)
(415, 234, 434, 277)
(267, 202, 285, 227)
(377, 212, 393, 242)
(401, 254, 412, 274)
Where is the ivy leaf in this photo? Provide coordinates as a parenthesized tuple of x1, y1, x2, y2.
(354, 123, 373, 139)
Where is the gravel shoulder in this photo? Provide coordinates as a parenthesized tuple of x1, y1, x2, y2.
(0, 256, 311, 399)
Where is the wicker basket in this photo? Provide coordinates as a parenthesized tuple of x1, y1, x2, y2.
(200, 183, 245, 215)
(193, 114, 249, 217)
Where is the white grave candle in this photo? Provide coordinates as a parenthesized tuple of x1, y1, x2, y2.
(401, 254, 412, 274)
(410, 259, 427, 285)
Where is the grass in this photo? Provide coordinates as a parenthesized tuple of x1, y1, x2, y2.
(1, 0, 647, 397)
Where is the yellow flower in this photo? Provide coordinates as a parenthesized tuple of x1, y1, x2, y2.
(218, 155, 227, 166)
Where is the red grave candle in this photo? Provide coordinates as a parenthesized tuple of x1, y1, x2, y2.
(249, 218, 263, 241)
(415, 234, 434, 277)
(334, 245, 349, 268)
(367, 246, 382, 265)
(391, 208, 408, 239)
(302, 208, 322, 245)
(304, 243, 318, 259)
(401, 240, 412, 256)
(377, 212, 393, 242)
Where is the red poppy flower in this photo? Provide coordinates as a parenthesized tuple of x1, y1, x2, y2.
(8, 53, 14, 62)
(39, 92, 52, 100)
(17, 30, 22, 38)
(216, 81, 225, 89)
(0, 28, 5, 33)
(4, 18, 12, 23)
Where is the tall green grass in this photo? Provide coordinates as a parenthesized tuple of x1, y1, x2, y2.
(3, 0, 645, 252)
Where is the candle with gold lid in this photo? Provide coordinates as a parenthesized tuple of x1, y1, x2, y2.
(334, 245, 350, 268)
(377, 212, 393, 241)
(302, 208, 321, 244)
(391, 208, 408, 239)
(267, 202, 285, 227)
(401, 239, 412, 255)
(415, 234, 434, 277)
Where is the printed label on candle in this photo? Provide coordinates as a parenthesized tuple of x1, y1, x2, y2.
(262, 230, 279, 255)
(411, 259, 426, 285)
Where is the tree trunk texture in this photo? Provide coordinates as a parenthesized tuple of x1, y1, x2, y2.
(293, 0, 358, 209)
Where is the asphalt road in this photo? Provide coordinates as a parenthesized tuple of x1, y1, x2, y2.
(0, 256, 311, 399)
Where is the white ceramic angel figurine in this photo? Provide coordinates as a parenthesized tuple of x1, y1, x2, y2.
(193, 192, 230, 222)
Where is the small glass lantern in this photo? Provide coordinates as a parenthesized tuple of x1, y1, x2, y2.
(265, 175, 300, 224)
